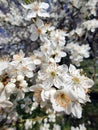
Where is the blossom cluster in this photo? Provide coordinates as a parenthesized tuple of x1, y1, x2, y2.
(0, 0, 97, 129)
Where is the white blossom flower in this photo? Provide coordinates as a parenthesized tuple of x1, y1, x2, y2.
(64, 64, 94, 103)
(50, 29, 67, 47)
(86, 0, 97, 16)
(69, 28, 84, 37)
(40, 123, 50, 130)
(29, 18, 54, 41)
(25, 119, 33, 130)
(5, 6, 23, 26)
(82, 19, 98, 32)
(50, 89, 71, 112)
(53, 124, 61, 130)
(10, 51, 36, 78)
(33, 50, 45, 65)
(65, 43, 90, 66)
(22, 2, 50, 20)
(38, 63, 68, 89)
(0, 60, 9, 75)
(50, 89, 82, 118)
(48, 112, 56, 122)
(41, 41, 66, 63)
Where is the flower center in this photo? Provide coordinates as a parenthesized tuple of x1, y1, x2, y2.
(73, 76, 80, 84)
(34, 6, 39, 12)
(1, 73, 9, 86)
(51, 53, 58, 58)
(50, 71, 56, 77)
(56, 93, 71, 108)
(34, 89, 42, 103)
(37, 28, 42, 34)
(55, 36, 59, 42)
(16, 81, 22, 90)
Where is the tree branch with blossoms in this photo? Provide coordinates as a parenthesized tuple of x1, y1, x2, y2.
(0, 0, 97, 129)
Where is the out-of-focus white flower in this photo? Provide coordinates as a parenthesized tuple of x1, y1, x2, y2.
(71, 123, 87, 130)
(5, 6, 23, 26)
(65, 43, 90, 66)
(69, 28, 84, 37)
(0, 60, 9, 75)
(12, 50, 25, 63)
(82, 19, 98, 32)
(0, 10, 6, 19)
(86, 0, 97, 16)
(48, 112, 56, 122)
(4, 82, 16, 95)
(0, 2, 23, 26)
(40, 123, 50, 130)
(31, 102, 38, 111)
(41, 41, 66, 63)
(25, 119, 33, 130)
(17, 75, 24, 81)
(53, 124, 61, 130)
(22, 2, 50, 20)
(33, 50, 45, 65)
(10, 51, 36, 78)
(50, 29, 67, 47)
(0, 100, 13, 109)
(38, 63, 68, 89)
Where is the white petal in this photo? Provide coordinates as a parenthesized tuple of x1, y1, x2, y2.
(43, 79, 53, 89)
(59, 51, 66, 57)
(25, 71, 34, 78)
(72, 103, 82, 118)
(30, 32, 38, 41)
(39, 2, 49, 9)
(0, 82, 4, 91)
(65, 103, 72, 114)
(36, 18, 44, 27)
(0, 100, 13, 108)
(69, 64, 76, 74)
(33, 59, 41, 65)
(38, 11, 49, 17)
(27, 11, 37, 19)
(5, 83, 16, 94)
(21, 3, 34, 9)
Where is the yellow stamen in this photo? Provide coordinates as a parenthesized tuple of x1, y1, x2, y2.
(56, 92, 71, 108)
(73, 77, 80, 84)
(50, 71, 56, 77)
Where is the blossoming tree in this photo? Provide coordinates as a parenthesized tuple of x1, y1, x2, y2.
(0, 0, 97, 129)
